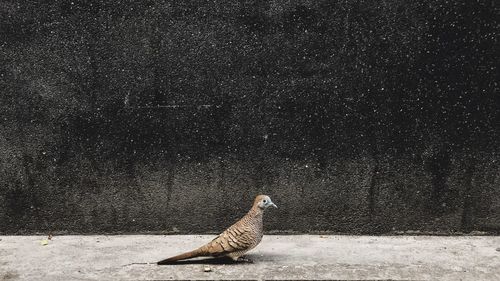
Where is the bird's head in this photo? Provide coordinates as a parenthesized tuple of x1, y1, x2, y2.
(255, 195, 277, 210)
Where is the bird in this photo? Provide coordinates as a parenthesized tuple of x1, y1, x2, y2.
(157, 194, 277, 264)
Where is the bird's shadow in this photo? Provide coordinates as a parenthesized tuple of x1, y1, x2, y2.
(157, 256, 255, 265)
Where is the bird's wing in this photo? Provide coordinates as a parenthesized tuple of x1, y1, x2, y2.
(203, 224, 254, 256)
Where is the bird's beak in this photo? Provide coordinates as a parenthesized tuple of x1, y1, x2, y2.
(271, 202, 278, 208)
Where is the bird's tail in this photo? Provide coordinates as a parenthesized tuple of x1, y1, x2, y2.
(157, 248, 205, 265)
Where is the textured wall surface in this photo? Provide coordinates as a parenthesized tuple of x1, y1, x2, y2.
(0, 0, 499, 234)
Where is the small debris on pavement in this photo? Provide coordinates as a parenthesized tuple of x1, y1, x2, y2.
(48, 233, 53, 240)
(40, 239, 49, 246)
(203, 266, 212, 272)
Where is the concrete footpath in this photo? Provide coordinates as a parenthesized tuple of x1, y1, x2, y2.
(1, 235, 499, 280)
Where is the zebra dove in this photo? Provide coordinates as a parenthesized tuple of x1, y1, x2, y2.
(157, 195, 277, 264)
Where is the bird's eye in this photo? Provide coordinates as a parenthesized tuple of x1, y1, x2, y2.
(263, 199, 267, 203)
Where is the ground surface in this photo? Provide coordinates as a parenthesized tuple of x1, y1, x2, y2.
(1, 235, 499, 280)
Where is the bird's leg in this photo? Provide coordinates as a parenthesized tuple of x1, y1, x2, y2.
(236, 256, 254, 263)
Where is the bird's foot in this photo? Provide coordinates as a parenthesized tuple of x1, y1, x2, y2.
(236, 257, 253, 263)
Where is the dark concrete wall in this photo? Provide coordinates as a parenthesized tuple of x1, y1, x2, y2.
(0, 0, 499, 234)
